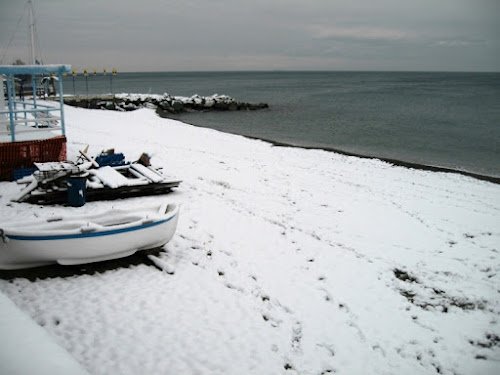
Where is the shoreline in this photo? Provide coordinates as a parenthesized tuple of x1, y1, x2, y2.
(264, 138, 500, 185)
(59, 94, 500, 185)
(179, 119, 500, 185)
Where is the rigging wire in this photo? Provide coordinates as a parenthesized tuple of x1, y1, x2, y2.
(0, 1, 30, 64)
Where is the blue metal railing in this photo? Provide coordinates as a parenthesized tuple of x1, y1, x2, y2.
(1, 64, 71, 142)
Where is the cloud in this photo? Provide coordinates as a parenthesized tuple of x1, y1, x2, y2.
(1, 0, 498, 71)
(308, 25, 413, 42)
(430, 38, 488, 48)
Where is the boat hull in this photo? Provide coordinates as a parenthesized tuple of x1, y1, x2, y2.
(0, 203, 179, 270)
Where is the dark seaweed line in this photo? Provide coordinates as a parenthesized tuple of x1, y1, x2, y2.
(178, 118, 500, 185)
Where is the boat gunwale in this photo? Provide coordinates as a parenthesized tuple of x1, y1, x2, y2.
(1, 203, 178, 242)
(4, 213, 177, 242)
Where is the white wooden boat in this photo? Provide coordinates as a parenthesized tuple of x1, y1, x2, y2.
(0, 202, 179, 270)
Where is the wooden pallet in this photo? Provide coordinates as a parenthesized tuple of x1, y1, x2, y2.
(24, 180, 181, 205)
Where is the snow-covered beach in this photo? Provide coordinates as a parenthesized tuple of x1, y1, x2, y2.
(1, 103, 499, 374)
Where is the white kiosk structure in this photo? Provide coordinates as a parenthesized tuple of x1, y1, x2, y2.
(0, 64, 71, 180)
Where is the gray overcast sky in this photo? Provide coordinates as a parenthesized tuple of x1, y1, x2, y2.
(1, 0, 499, 72)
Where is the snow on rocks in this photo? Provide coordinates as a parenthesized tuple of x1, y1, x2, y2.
(0, 104, 499, 375)
(63, 93, 269, 114)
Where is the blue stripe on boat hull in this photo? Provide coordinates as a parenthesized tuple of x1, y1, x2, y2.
(7, 214, 176, 242)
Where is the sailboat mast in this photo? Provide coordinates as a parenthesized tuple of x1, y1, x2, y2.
(28, 0, 36, 65)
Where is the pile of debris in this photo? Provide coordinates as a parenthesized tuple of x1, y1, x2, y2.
(13, 148, 181, 205)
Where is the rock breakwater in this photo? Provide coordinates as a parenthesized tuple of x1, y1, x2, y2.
(63, 93, 269, 115)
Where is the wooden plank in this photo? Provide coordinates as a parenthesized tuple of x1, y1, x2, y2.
(24, 181, 182, 205)
(79, 150, 100, 168)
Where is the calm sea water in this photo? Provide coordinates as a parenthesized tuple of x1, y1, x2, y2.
(63, 71, 500, 178)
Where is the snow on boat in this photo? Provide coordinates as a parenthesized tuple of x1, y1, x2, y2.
(0, 202, 179, 270)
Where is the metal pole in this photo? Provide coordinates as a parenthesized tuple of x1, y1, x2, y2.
(111, 68, 117, 94)
(32, 74, 38, 128)
(0, 74, 5, 113)
(5, 74, 16, 142)
(71, 68, 77, 96)
(84, 69, 89, 99)
(10, 75, 17, 121)
(58, 71, 66, 136)
(29, 1, 36, 65)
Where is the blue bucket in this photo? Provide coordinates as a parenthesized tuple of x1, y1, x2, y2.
(67, 174, 87, 207)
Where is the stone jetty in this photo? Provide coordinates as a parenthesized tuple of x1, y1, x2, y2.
(63, 93, 269, 115)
